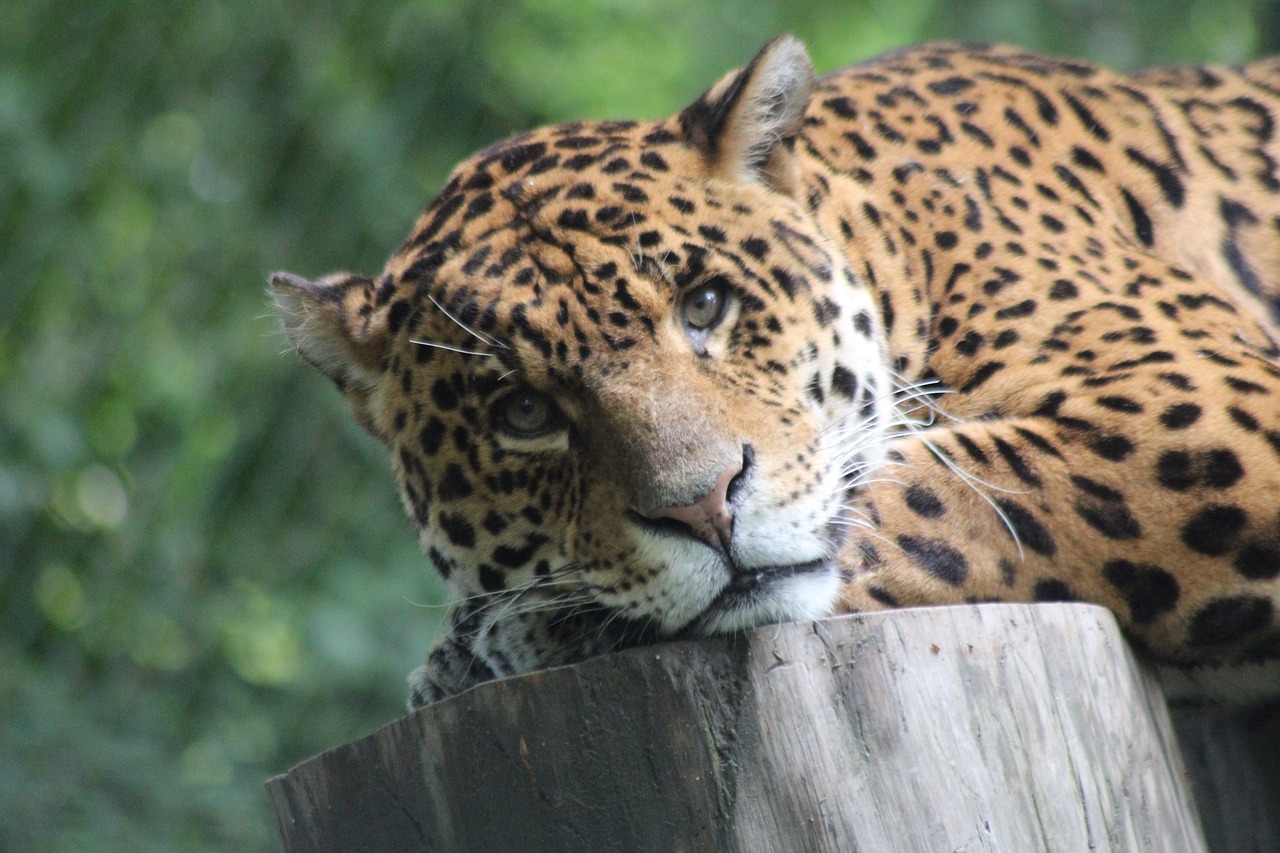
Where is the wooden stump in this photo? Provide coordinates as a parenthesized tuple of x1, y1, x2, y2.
(267, 603, 1210, 852)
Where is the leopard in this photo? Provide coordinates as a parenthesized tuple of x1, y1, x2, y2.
(272, 36, 1280, 709)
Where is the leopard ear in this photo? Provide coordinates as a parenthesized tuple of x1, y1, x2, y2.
(678, 34, 814, 195)
(271, 271, 391, 440)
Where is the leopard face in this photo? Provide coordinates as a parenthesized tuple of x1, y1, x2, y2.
(275, 36, 1280, 706)
(386, 141, 892, 687)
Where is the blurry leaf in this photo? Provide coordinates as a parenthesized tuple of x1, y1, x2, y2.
(34, 563, 86, 630)
(220, 587, 303, 687)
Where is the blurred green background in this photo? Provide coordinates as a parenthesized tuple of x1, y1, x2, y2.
(2, 0, 1277, 849)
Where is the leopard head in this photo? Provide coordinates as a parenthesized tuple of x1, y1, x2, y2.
(272, 36, 893, 705)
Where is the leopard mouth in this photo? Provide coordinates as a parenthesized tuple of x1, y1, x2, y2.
(681, 557, 838, 636)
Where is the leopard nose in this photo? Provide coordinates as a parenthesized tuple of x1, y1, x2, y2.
(638, 448, 751, 553)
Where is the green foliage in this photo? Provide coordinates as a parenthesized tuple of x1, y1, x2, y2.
(1, 1, 1273, 849)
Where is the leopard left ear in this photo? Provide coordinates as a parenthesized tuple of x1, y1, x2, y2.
(678, 34, 814, 195)
(270, 270, 392, 441)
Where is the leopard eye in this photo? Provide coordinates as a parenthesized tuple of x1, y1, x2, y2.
(682, 278, 731, 331)
(496, 389, 558, 437)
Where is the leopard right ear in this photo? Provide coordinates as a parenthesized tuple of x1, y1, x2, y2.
(678, 34, 815, 195)
(270, 271, 391, 439)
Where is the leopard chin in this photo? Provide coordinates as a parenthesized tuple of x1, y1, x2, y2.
(686, 560, 844, 636)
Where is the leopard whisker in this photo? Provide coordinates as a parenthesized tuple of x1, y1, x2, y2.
(409, 338, 495, 358)
(447, 587, 596, 645)
(628, 211, 645, 271)
(830, 505, 899, 552)
(916, 435, 1028, 559)
(445, 564, 584, 615)
(817, 374, 948, 447)
(838, 473, 909, 489)
(426, 292, 508, 349)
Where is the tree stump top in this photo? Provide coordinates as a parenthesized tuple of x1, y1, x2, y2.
(267, 603, 1207, 852)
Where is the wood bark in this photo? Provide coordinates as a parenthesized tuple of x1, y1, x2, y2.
(267, 603, 1254, 852)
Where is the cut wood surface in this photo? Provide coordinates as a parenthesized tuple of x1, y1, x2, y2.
(269, 603, 1227, 852)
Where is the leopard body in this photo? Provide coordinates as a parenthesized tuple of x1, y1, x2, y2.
(273, 38, 1280, 706)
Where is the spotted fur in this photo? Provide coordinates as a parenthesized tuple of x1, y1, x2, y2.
(273, 37, 1280, 707)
